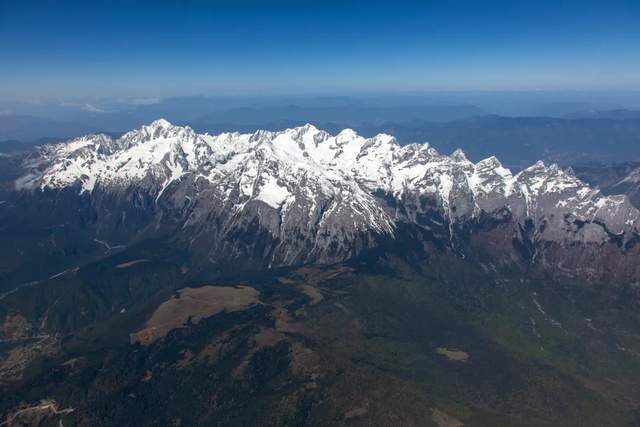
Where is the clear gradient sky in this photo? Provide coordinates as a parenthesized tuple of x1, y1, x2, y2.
(1, 0, 640, 101)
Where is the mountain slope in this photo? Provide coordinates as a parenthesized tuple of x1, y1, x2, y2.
(9, 119, 638, 281)
(3, 121, 640, 426)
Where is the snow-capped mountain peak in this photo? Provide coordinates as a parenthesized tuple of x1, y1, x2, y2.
(149, 118, 172, 128)
(17, 121, 639, 258)
(451, 148, 471, 164)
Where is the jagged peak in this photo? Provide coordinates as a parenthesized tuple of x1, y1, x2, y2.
(282, 123, 318, 135)
(371, 133, 398, 145)
(476, 155, 501, 167)
(300, 123, 319, 132)
(59, 132, 112, 145)
(118, 119, 197, 146)
(283, 123, 324, 141)
(136, 119, 199, 137)
(336, 128, 359, 139)
(18, 119, 640, 245)
(394, 142, 438, 163)
(249, 129, 274, 143)
(451, 148, 470, 163)
(517, 160, 554, 178)
(38, 132, 114, 158)
(530, 160, 547, 169)
(548, 163, 561, 173)
(148, 118, 173, 128)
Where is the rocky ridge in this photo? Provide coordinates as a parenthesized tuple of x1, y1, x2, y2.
(15, 119, 640, 271)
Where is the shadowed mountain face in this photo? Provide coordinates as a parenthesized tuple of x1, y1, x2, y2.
(2, 121, 640, 426)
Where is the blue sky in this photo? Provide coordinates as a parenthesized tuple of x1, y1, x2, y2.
(1, 0, 640, 100)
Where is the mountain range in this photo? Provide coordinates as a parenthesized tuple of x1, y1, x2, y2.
(5, 112, 640, 173)
(5, 119, 638, 281)
(2, 120, 640, 426)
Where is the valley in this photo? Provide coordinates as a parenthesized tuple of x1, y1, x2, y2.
(2, 244, 640, 425)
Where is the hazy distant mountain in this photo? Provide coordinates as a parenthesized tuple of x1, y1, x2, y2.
(189, 104, 486, 129)
(0, 102, 486, 142)
(565, 109, 640, 120)
(0, 114, 99, 141)
(351, 116, 640, 170)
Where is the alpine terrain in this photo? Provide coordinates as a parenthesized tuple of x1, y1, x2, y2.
(2, 120, 640, 426)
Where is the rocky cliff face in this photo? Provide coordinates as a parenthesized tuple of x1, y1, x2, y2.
(14, 119, 640, 278)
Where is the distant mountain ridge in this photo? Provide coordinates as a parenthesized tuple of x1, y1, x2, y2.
(350, 115, 640, 170)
